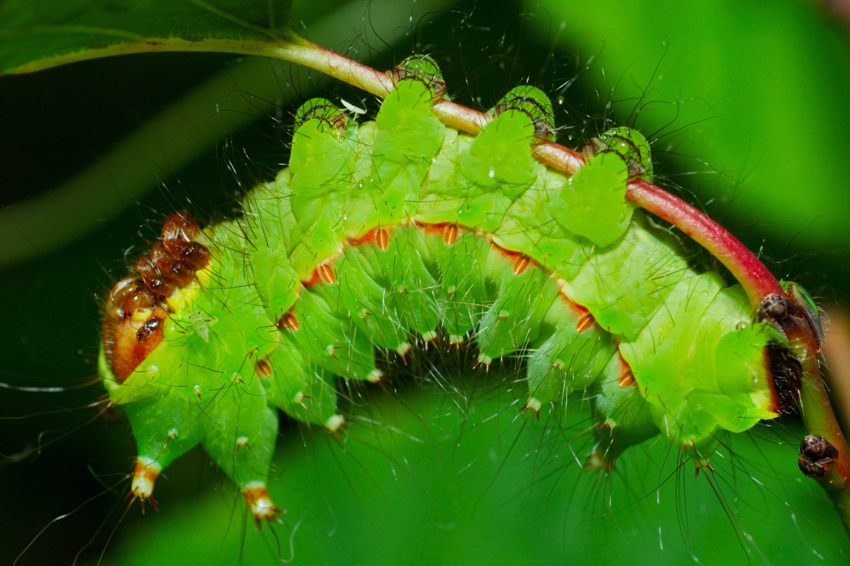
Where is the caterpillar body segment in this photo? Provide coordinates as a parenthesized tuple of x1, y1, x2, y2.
(100, 57, 802, 522)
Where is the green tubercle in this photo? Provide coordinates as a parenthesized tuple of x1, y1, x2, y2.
(584, 126, 653, 182)
(491, 85, 556, 141)
(294, 97, 348, 136)
(392, 54, 447, 100)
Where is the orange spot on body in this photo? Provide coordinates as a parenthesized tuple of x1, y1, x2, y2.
(444, 224, 458, 246)
(351, 227, 392, 250)
(557, 292, 595, 333)
(256, 360, 272, 377)
(375, 228, 389, 251)
(317, 263, 335, 285)
(575, 311, 594, 333)
(353, 229, 377, 246)
(617, 354, 635, 388)
(513, 255, 530, 275)
(276, 310, 299, 332)
(490, 241, 539, 274)
(303, 269, 321, 287)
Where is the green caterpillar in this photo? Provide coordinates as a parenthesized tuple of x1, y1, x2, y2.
(98, 55, 820, 523)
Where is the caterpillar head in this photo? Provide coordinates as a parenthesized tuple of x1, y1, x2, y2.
(99, 212, 229, 512)
(101, 211, 211, 383)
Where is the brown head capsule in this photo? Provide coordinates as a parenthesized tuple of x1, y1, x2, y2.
(103, 301, 167, 383)
(161, 211, 211, 270)
(103, 211, 210, 382)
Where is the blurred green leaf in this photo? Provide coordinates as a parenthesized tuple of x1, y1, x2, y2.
(535, 0, 850, 262)
(0, 0, 293, 75)
(94, 385, 850, 565)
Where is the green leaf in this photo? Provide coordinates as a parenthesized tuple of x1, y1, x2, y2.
(0, 0, 293, 75)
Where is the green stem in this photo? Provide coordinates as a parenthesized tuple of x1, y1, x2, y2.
(800, 349, 850, 535)
(265, 33, 395, 98)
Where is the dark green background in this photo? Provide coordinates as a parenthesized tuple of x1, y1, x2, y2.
(2, 0, 850, 564)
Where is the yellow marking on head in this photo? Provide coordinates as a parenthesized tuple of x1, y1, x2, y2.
(165, 259, 214, 314)
(132, 308, 152, 322)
